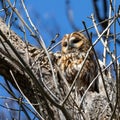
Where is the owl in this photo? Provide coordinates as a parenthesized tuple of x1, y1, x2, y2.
(56, 32, 99, 94)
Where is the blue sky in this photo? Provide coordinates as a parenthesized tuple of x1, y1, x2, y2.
(26, 0, 94, 46)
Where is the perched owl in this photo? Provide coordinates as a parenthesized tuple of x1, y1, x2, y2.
(56, 32, 99, 94)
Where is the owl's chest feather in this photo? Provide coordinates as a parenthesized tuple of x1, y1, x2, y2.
(60, 52, 85, 70)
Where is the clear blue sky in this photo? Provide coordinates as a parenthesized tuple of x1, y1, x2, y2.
(26, 0, 94, 46)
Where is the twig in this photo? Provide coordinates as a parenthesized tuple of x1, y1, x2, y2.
(9, 70, 43, 120)
(81, 16, 114, 33)
(47, 33, 59, 50)
(0, 6, 10, 12)
(1, 103, 21, 111)
(91, 14, 117, 62)
(7, 0, 35, 36)
(38, 63, 60, 102)
(7, 0, 16, 28)
(0, 78, 32, 119)
(20, 0, 38, 32)
(48, 41, 61, 52)
(102, 1, 112, 65)
(91, 14, 115, 111)
(22, 0, 59, 92)
(109, 0, 114, 11)
(118, 64, 120, 112)
(110, 3, 120, 118)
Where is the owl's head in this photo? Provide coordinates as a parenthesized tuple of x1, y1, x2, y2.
(61, 32, 90, 54)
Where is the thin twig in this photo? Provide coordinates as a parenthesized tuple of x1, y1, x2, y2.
(8, 0, 59, 91)
(7, 0, 35, 36)
(91, 14, 115, 111)
(48, 41, 61, 52)
(9, 70, 44, 120)
(81, 16, 114, 33)
(91, 14, 118, 62)
(102, 1, 112, 65)
(20, 0, 38, 32)
(7, 0, 16, 28)
(110, 2, 119, 118)
(47, 33, 59, 50)
(38, 63, 60, 102)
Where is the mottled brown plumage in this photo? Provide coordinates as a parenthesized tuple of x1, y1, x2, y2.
(56, 32, 99, 93)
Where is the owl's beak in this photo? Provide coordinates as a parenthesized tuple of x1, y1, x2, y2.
(68, 43, 72, 50)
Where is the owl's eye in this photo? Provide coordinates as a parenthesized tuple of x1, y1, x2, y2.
(62, 42, 67, 47)
(72, 39, 80, 43)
